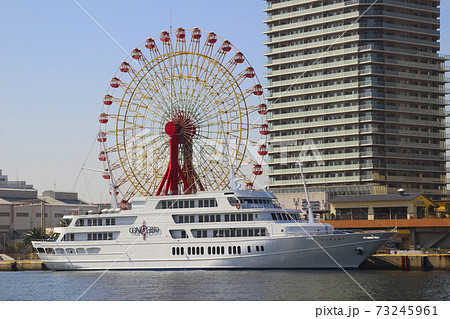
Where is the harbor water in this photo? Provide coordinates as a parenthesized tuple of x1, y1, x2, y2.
(1, 269, 449, 301)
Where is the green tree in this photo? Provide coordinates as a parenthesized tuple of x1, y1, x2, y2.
(23, 227, 48, 249)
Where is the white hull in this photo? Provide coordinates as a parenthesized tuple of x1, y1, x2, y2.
(35, 233, 393, 270)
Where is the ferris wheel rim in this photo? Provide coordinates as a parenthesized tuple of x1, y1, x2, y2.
(98, 27, 268, 201)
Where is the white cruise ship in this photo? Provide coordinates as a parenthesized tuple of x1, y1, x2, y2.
(32, 189, 394, 270)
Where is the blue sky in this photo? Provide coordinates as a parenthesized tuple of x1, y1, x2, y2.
(1, 1, 449, 203)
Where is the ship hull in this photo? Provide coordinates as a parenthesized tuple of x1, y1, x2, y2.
(34, 231, 393, 270)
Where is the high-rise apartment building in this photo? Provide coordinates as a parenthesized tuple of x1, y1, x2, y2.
(263, 0, 448, 202)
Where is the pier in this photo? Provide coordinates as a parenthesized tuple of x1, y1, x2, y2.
(361, 253, 450, 271)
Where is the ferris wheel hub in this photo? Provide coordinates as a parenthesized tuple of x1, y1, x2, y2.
(165, 122, 177, 136)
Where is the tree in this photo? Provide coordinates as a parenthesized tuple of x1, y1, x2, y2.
(23, 227, 48, 249)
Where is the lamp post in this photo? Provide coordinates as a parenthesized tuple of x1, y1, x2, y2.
(293, 197, 300, 210)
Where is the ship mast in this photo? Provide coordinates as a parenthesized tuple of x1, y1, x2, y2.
(219, 114, 239, 191)
(299, 160, 315, 224)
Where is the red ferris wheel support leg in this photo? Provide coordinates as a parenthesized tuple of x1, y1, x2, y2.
(156, 122, 190, 196)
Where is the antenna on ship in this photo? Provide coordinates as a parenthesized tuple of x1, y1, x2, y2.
(219, 113, 240, 191)
(298, 160, 315, 224)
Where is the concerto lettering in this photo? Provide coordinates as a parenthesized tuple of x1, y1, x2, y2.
(129, 225, 161, 237)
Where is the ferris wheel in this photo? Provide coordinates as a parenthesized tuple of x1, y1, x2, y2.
(98, 27, 269, 204)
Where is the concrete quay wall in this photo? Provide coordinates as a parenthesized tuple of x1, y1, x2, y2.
(362, 254, 450, 271)
(0, 260, 49, 271)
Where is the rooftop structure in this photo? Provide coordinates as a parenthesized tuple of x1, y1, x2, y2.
(0, 169, 33, 190)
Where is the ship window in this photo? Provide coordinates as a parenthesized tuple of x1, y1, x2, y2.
(227, 197, 238, 206)
(98, 219, 103, 226)
(66, 248, 75, 254)
(172, 247, 175, 255)
(231, 214, 236, 222)
(233, 246, 237, 254)
(224, 229, 230, 237)
(87, 233, 92, 240)
(201, 247, 204, 255)
(221, 247, 225, 254)
(236, 214, 241, 221)
(92, 219, 97, 226)
(55, 248, 65, 254)
(261, 246, 265, 252)
(162, 201, 167, 209)
(63, 233, 75, 241)
(181, 247, 184, 255)
(196, 247, 200, 255)
(88, 219, 92, 226)
(276, 213, 282, 220)
(46, 248, 55, 254)
(188, 247, 191, 255)
(236, 229, 241, 237)
(216, 215, 220, 222)
(248, 214, 253, 221)
(242, 214, 247, 221)
(238, 246, 241, 254)
(256, 246, 259, 252)
(247, 246, 251, 253)
(212, 246, 216, 254)
(86, 247, 100, 254)
(225, 214, 230, 222)
(261, 229, 266, 236)
(231, 229, 236, 237)
(190, 216, 194, 223)
(208, 247, 211, 255)
(76, 248, 86, 254)
(228, 246, 232, 254)
(199, 215, 204, 223)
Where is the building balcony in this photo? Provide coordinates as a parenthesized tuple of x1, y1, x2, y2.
(264, 0, 358, 20)
(270, 117, 361, 131)
(264, 57, 359, 77)
(263, 23, 359, 45)
(264, 47, 360, 68)
(361, 44, 449, 61)
(267, 81, 360, 99)
(359, 22, 440, 37)
(264, 11, 360, 34)
(365, 10, 439, 25)
(263, 35, 360, 56)
(268, 105, 360, 120)
(267, 164, 361, 176)
(268, 93, 360, 109)
(359, 92, 447, 105)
